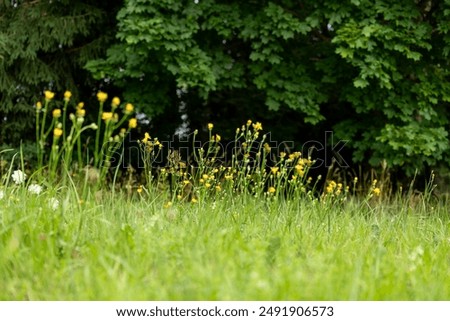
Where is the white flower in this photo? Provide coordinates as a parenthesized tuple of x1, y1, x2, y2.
(0, 189, 4, 200)
(48, 197, 59, 211)
(12, 170, 27, 185)
(28, 184, 43, 195)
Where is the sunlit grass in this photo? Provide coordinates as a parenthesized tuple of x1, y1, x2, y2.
(0, 92, 448, 300)
(0, 187, 448, 300)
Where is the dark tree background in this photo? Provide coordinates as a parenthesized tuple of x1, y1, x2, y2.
(2, 0, 450, 179)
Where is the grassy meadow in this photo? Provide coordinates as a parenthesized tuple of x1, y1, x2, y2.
(0, 185, 449, 300)
(0, 92, 449, 301)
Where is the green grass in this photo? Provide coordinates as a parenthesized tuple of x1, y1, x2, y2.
(0, 186, 449, 300)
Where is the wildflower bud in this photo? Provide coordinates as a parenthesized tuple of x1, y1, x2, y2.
(207, 123, 214, 130)
(114, 135, 121, 143)
(36, 102, 42, 110)
(125, 103, 134, 114)
(77, 102, 85, 109)
(44, 90, 55, 101)
(64, 91, 72, 101)
(54, 128, 63, 138)
(194, 129, 198, 135)
(57, 122, 63, 129)
(90, 123, 98, 130)
(67, 135, 72, 142)
(128, 118, 137, 129)
(69, 113, 75, 121)
(97, 91, 108, 103)
(112, 97, 121, 108)
(77, 117, 84, 125)
(76, 108, 86, 117)
(52, 109, 62, 118)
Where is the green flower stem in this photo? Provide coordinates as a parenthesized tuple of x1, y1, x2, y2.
(94, 101, 104, 168)
(62, 99, 69, 143)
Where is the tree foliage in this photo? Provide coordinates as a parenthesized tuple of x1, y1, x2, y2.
(86, 0, 450, 175)
(3, 0, 450, 176)
(0, 0, 121, 145)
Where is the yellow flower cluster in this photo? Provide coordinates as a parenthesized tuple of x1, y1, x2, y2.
(76, 102, 85, 117)
(325, 180, 343, 195)
(371, 180, 381, 197)
(141, 132, 162, 150)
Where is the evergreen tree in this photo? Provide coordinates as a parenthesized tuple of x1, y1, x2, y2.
(0, 0, 122, 146)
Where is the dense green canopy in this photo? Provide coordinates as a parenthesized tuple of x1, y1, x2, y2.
(1, 0, 450, 176)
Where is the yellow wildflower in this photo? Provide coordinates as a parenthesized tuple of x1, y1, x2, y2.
(52, 108, 61, 118)
(373, 187, 381, 196)
(102, 112, 113, 121)
(128, 118, 137, 128)
(246, 119, 252, 126)
(125, 103, 134, 114)
(215, 185, 222, 192)
(270, 167, 279, 174)
(164, 201, 173, 208)
(202, 174, 209, 180)
(295, 164, 305, 177)
(97, 91, 108, 103)
(44, 90, 55, 101)
(64, 91, 72, 101)
(111, 97, 120, 108)
(191, 197, 198, 204)
(53, 128, 63, 138)
(142, 132, 151, 143)
(36, 102, 42, 110)
(76, 108, 86, 117)
(207, 123, 214, 130)
(205, 183, 211, 188)
(214, 134, 221, 142)
(268, 186, 276, 194)
(252, 122, 262, 131)
(77, 102, 84, 109)
(263, 143, 271, 153)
